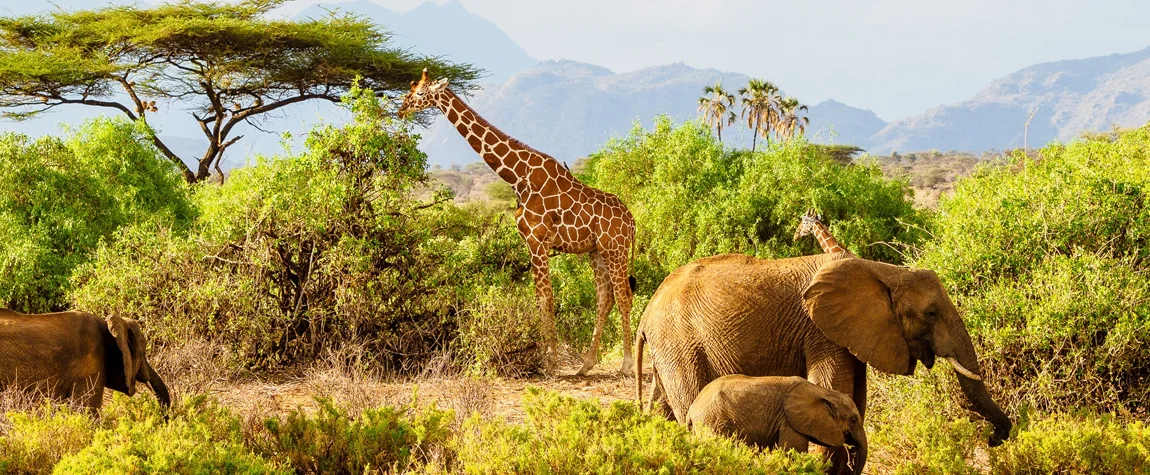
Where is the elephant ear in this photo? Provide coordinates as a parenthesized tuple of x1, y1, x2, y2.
(802, 258, 911, 375)
(105, 315, 140, 395)
(784, 381, 845, 447)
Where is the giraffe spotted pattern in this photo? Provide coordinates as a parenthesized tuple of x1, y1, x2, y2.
(400, 69, 636, 376)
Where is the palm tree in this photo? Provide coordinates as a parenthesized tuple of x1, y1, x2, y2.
(697, 81, 736, 142)
(777, 96, 809, 142)
(739, 79, 781, 152)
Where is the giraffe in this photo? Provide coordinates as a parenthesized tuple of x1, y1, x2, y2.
(793, 209, 853, 256)
(399, 69, 636, 376)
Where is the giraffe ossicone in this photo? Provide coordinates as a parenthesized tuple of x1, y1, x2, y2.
(400, 68, 638, 376)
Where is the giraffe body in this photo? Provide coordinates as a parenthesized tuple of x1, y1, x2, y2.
(401, 70, 636, 375)
(794, 209, 852, 256)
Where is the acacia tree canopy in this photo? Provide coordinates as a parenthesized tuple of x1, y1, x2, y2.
(0, 0, 480, 182)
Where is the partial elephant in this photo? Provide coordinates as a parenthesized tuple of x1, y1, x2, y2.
(0, 309, 171, 409)
(687, 375, 866, 475)
(635, 253, 1011, 474)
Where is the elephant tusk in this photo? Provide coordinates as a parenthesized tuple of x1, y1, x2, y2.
(945, 357, 982, 381)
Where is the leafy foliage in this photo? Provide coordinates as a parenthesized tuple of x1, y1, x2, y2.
(0, 404, 94, 474)
(914, 125, 1150, 412)
(255, 398, 454, 474)
(0, 118, 192, 312)
(581, 116, 924, 279)
(70, 86, 457, 371)
(53, 395, 284, 474)
(446, 387, 827, 475)
(0, 0, 480, 181)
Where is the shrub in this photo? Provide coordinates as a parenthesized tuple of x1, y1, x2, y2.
(914, 125, 1150, 412)
(581, 116, 924, 281)
(70, 86, 457, 371)
(254, 398, 454, 474)
(991, 413, 1150, 475)
(0, 118, 192, 312)
(0, 404, 94, 474)
(447, 387, 827, 475)
(54, 394, 283, 474)
(865, 370, 984, 475)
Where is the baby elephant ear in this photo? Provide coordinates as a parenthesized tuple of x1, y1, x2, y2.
(105, 314, 138, 395)
(784, 381, 845, 447)
(802, 258, 912, 375)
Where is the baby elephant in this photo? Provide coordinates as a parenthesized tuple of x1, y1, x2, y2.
(0, 309, 171, 409)
(687, 375, 866, 474)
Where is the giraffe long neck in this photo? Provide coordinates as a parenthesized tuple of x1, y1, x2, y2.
(432, 89, 566, 187)
(811, 221, 848, 254)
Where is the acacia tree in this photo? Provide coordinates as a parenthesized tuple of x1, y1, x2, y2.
(0, 0, 479, 183)
(738, 78, 780, 152)
(697, 80, 735, 143)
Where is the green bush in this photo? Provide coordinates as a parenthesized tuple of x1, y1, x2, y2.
(70, 87, 458, 371)
(991, 413, 1150, 475)
(914, 126, 1150, 412)
(0, 118, 192, 312)
(866, 370, 984, 475)
(581, 116, 924, 281)
(54, 394, 283, 474)
(255, 398, 454, 474)
(446, 387, 827, 475)
(0, 404, 94, 474)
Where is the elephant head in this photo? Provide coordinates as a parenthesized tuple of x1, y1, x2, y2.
(802, 258, 1012, 446)
(785, 381, 867, 475)
(104, 315, 171, 407)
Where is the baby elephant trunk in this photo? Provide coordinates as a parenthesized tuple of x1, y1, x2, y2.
(845, 425, 867, 475)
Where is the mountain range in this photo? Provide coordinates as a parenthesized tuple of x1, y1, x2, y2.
(3, 1, 1149, 168)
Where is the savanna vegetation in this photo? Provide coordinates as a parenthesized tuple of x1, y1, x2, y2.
(1, 2, 1149, 472)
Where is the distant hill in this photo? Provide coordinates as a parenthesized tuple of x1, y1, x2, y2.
(869, 47, 1150, 153)
(297, 0, 536, 84)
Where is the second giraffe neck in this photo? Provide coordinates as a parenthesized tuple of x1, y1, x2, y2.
(432, 89, 572, 188)
(812, 223, 848, 254)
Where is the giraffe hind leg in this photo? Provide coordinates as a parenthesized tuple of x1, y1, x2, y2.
(608, 250, 635, 375)
(577, 250, 614, 376)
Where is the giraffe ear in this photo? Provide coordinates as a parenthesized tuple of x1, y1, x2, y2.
(431, 78, 449, 90)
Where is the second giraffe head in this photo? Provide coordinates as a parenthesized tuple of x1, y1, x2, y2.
(793, 208, 828, 241)
(399, 68, 448, 118)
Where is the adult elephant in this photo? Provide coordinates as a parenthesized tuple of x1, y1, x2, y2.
(0, 309, 171, 409)
(635, 253, 1010, 472)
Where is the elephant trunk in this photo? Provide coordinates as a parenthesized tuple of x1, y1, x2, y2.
(935, 316, 1011, 446)
(142, 361, 171, 408)
(849, 425, 867, 475)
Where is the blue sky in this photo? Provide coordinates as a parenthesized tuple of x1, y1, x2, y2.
(3, 0, 1149, 120)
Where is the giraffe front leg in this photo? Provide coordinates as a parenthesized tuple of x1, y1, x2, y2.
(578, 250, 615, 376)
(527, 240, 559, 376)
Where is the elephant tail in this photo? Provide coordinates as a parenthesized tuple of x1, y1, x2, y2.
(635, 329, 645, 405)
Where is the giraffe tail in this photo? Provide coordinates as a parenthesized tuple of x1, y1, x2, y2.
(628, 223, 637, 292)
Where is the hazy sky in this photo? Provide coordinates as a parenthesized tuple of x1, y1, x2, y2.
(4, 0, 1150, 120)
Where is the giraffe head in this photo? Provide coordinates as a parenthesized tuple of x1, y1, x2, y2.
(794, 208, 827, 241)
(399, 68, 449, 118)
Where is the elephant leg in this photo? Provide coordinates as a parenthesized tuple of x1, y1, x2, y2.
(578, 250, 615, 376)
(646, 368, 673, 420)
(662, 348, 712, 423)
(807, 345, 859, 475)
(607, 249, 634, 375)
(525, 237, 559, 375)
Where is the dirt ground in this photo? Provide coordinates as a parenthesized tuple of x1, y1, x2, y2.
(208, 356, 647, 423)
